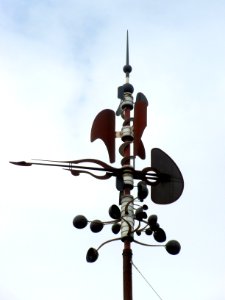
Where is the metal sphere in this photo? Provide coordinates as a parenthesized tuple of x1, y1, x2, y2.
(145, 228, 153, 235)
(123, 64, 132, 74)
(148, 214, 158, 226)
(148, 215, 159, 230)
(123, 83, 134, 94)
(73, 215, 88, 229)
(137, 181, 149, 201)
(135, 207, 147, 221)
(111, 223, 121, 234)
(90, 220, 104, 233)
(109, 204, 121, 219)
(153, 228, 166, 243)
(151, 222, 160, 231)
(165, 240, 181, 255)
(86, 247, 99, 263)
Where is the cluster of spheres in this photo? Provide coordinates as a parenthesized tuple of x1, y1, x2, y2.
(73, 180, 181, 263)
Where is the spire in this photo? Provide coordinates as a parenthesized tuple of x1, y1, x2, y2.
(123, 30, 132, 80)
(117, 31, 134, 114)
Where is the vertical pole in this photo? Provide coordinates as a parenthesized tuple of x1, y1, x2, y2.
(121, 32, 134, 300)
(123, 240, 133, 300)
(121, 105, 133, 300)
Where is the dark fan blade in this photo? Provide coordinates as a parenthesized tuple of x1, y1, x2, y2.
(151, 148, 184, 204)
(133, 92, 148, 159)
(91, 109, 116, 163)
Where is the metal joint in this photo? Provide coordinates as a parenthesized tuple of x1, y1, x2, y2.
(121, 93, 134, 110)
(121, 125, 134, 142)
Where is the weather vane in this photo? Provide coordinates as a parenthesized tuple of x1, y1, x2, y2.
(10, 31, 184, 300)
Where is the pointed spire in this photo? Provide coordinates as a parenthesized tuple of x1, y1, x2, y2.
(117, 30, 134, 113)
(126, 30, 129, 66)
(123, 30, 132, 79)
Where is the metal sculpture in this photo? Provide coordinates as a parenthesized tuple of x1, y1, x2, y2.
(10, 31, 184, 300)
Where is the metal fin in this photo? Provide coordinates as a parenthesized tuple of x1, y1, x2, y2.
(91, 109, 116, 163)
(151, 148, 184, 204)
(133, 92, 148, 159)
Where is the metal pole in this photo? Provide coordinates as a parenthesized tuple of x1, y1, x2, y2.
(121, 103, 133, 300)
(123, 240, 133, 300)
(121, 32, 134, 300)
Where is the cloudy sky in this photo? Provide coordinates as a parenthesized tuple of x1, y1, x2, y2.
(1, 0, 225, 299)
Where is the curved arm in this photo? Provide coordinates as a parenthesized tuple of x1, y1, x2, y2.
(124, 198, 135, 215)
(135, 221, 141, 232)
(69, 169, 113, 180)
(121, 217, 134, 236)
(97, 237, 121, 251)
(133, 239, 164, 247)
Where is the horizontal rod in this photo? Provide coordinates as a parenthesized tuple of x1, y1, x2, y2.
(10, 161, 159, 181)
(46, 163, 158, 179)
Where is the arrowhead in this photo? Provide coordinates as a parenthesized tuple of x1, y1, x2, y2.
(9, 161, 32, 166)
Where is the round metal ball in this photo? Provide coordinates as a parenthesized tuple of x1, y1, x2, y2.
(123, 64, 132, 74)
(148, 214, 158, 226)
(111, 223, 121, 234)
(73, 215, 88, 229)
(153, 228, 166, 243)
(145, 228, 153, 235)
(137, 181, 149, 201)
(90, 220, 104, 233)
(151, 222, 160, 231)
(142, 204, 148, 210)
(123, 83, 134, 94)
(165, 240, 181, 255)
(135, 207, 147, 221)
(109, 204, 121, 219)
(86, 247, 99, 263)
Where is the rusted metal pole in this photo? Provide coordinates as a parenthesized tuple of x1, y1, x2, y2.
(121, 103, 133, 300)
(123, 240, 133, 300)
(121, 34, 134, 300)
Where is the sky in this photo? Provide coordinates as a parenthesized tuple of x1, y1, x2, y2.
(1, 0, 225, 299)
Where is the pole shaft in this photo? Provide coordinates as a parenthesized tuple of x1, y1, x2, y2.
(123, 240, 133, 300)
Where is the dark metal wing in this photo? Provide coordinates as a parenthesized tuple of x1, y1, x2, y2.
(151, 148, 184, 204)
(91, 109, 116, 163)
(133, 92, 148, 159)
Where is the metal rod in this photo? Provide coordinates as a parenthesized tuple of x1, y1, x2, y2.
(121, 88, 133, 300)
(10, 161, 158, 176)
(126, 30, 129, 67)
(123, 240, 133, 300)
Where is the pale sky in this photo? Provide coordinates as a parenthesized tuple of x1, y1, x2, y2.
(1, 1, 225, 300)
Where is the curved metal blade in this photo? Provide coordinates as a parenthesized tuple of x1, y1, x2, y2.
(151, 148, 184, 204)
(91, 109, 116, 163)
(133, 92, 148, 159)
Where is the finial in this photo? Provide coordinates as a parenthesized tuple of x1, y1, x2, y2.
(123, 30, 132, 78)
(117, 31, 134, 114)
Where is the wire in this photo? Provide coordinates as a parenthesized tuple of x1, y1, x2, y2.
(132, 261, 164, 300)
